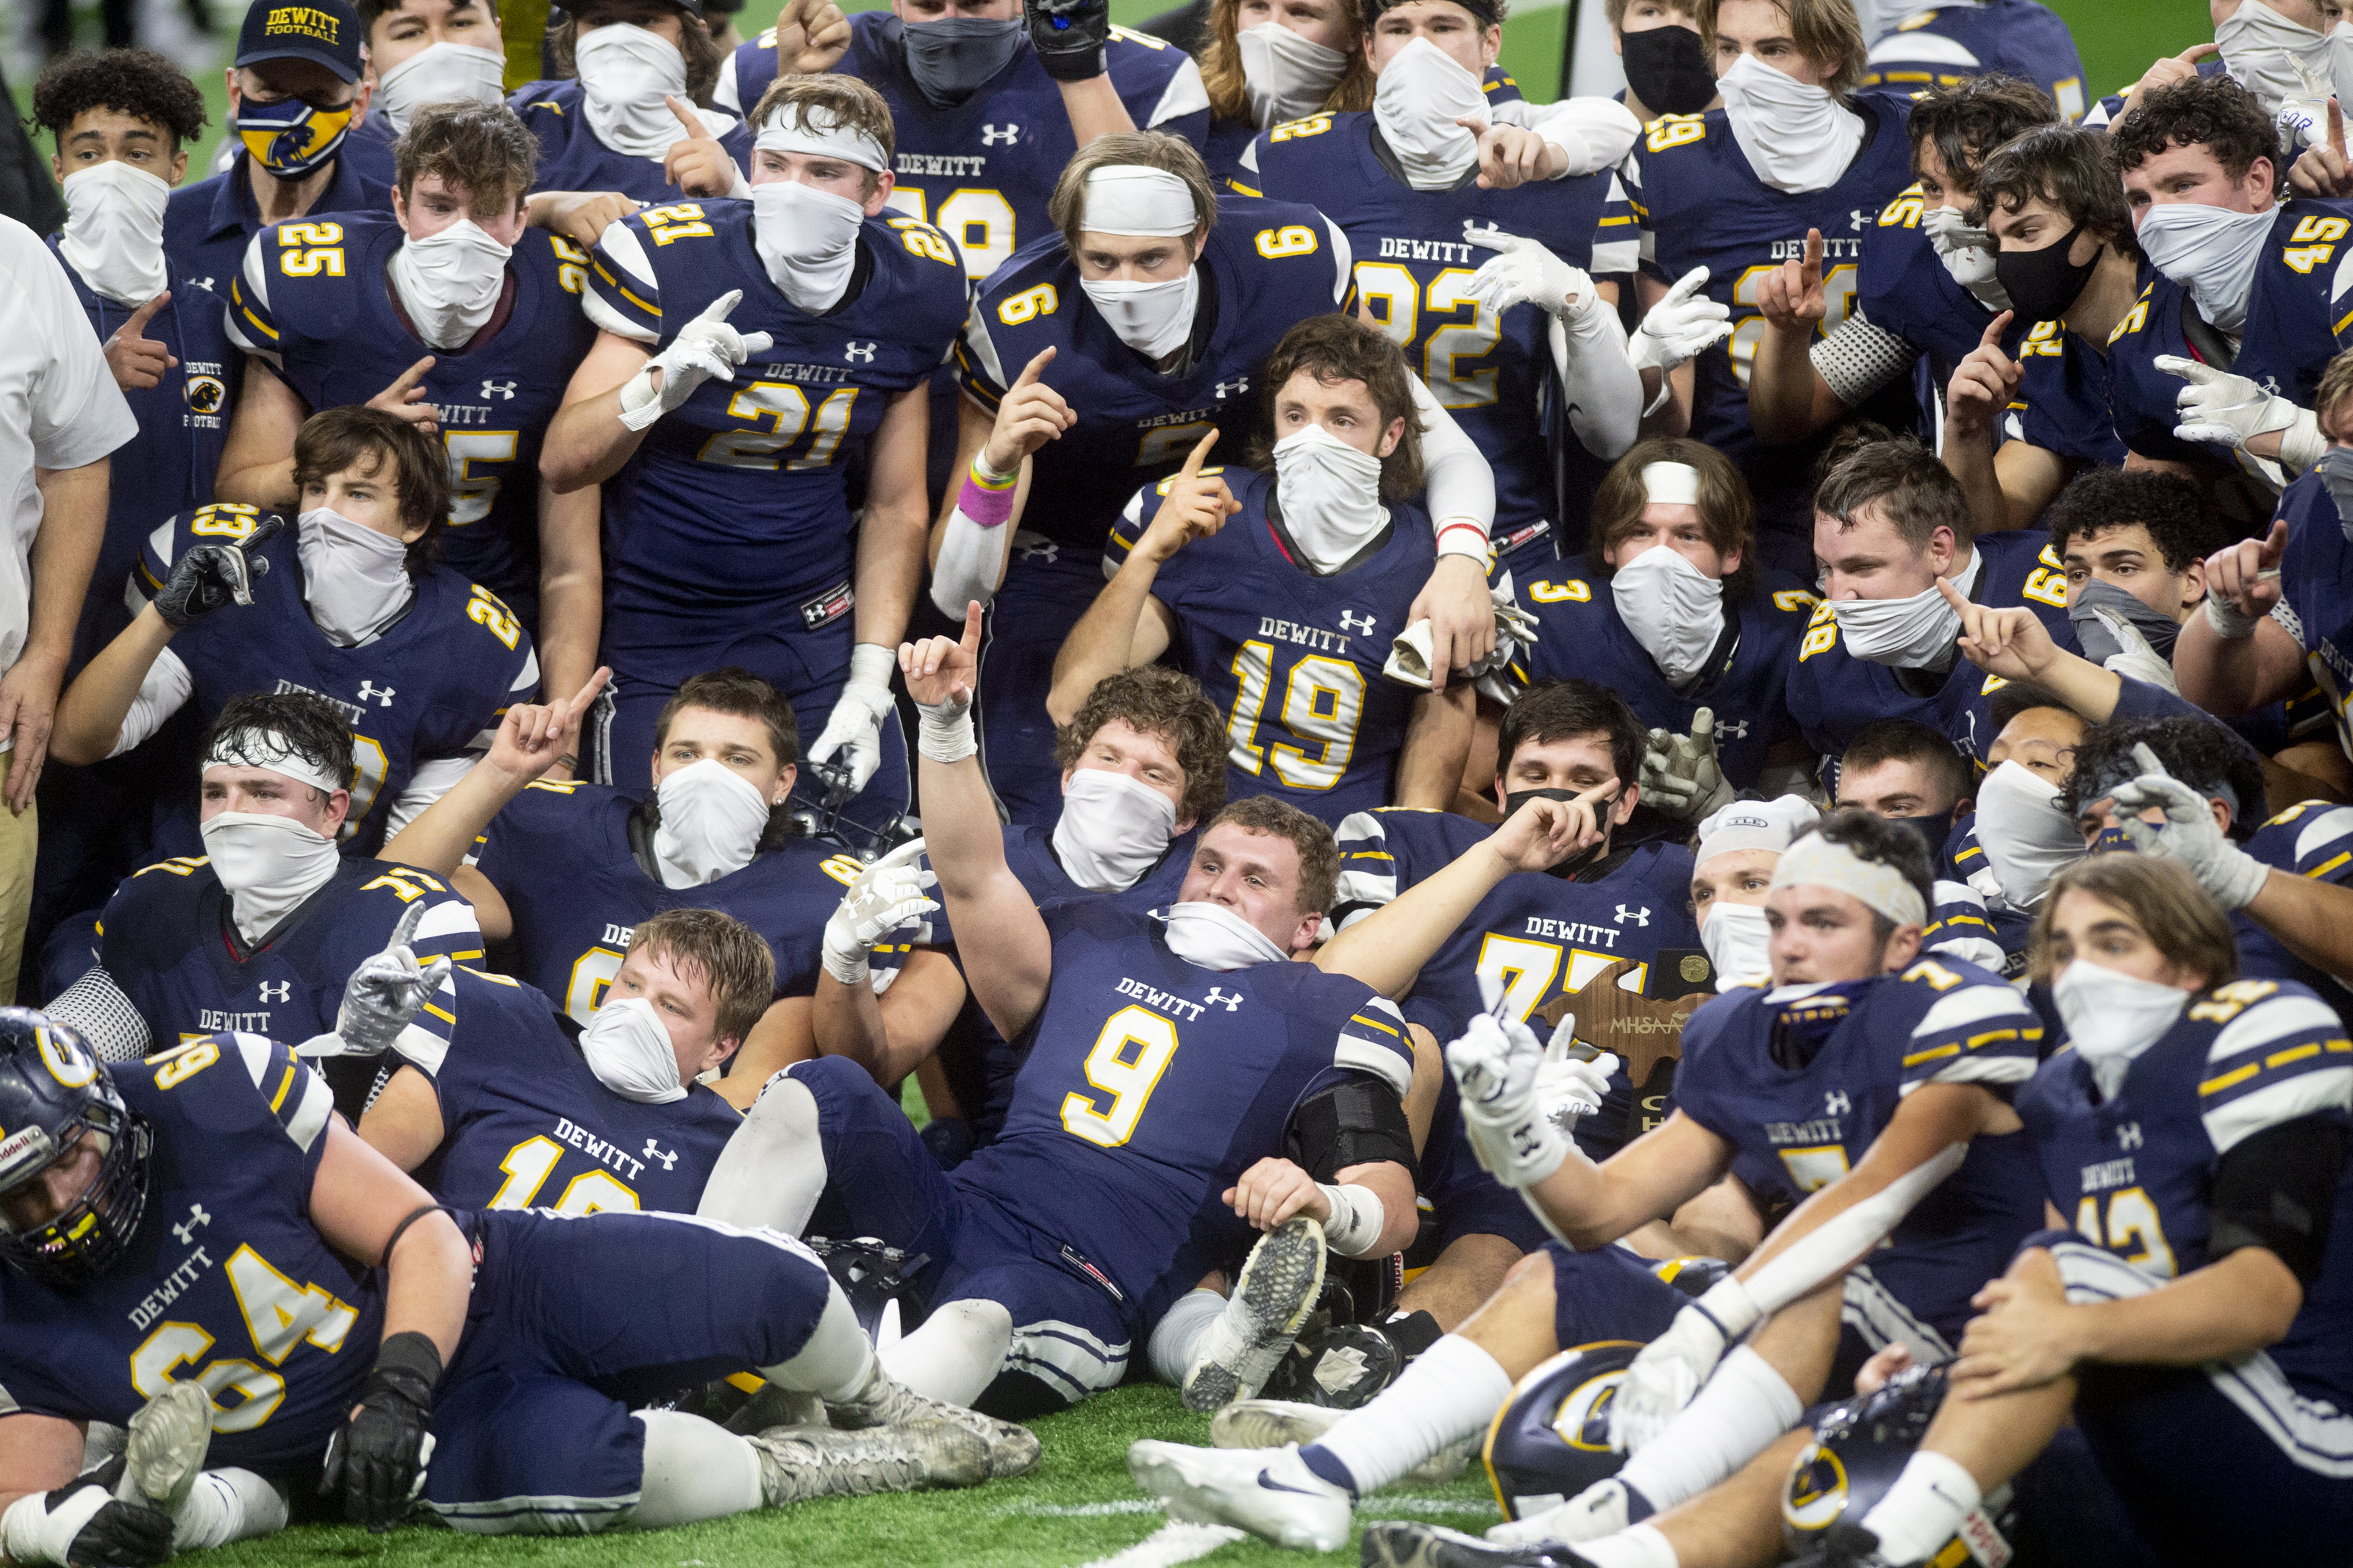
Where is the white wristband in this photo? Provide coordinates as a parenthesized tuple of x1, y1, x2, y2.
(846, 642, 896, 690)
(617, 364, 664, 432)
(2204, 591, 2265, 641)
(1315, 1182, 1387, 1256)
(1434, 520, 1492, 564)
(4, 1486, 111, 1567)
(915, 697, 976, 765)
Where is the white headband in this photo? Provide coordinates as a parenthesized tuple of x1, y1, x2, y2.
(1641, 462, 1702, 506)
(754, 110, 888, 174)
(1696, 794, 1821, 867)
(1769, 831, 1927, 929)
(1080, 166, 1201, 237)
(204, 731, 347, 798)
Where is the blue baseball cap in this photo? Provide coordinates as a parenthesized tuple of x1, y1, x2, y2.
(235, 0, 365, 84)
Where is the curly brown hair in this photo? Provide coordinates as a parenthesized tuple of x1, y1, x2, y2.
(30, 47, 206, 149)
(1975, 122, 2140, 261)
(1054, 667, 1227, 828)
(1249, 314, 1426, 501)
(2110, 73, 2279, 187)
(1904, 73, 2056, 192)
(393, 100, 538, 217)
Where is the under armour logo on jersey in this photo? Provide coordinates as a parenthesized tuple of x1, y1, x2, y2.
(1849, 208, 1867, 232)
(1615, 905, 1650, 926)
(171, 1203, 212, 1246)
(1018, 537, 1059, 564)
(2118, 1122, 2144, 1151)
(1714, 717, 1751, 741)
(2262, 374, 2284, 396)
(1215, 376, 1250, 400)
(358, 681, 396, 707)
(481, 379, 517, 400)
(980, 123, 1021, 145)
(1203, 987, 1246, 1012)
(258, 981, 291, 1003)
(1824, 1089, 1852, 1117)
(1339, 610, 1377, 634)
(844, 341, 876, 362)
(642, 1138, 678, 1171)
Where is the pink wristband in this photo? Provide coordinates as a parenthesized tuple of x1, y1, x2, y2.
(957, 459, 1019, 531)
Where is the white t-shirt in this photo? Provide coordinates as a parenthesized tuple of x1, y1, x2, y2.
(0, 215, 138, 706)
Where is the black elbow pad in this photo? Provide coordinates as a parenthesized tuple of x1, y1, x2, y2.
(1286, 1078, 1417, 1184)
(2209, 1114, 2350, 1286)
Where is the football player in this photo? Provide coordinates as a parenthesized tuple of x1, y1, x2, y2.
(935, 130, 1506, 826)
(1246, 0, 1644, 575)
(1854, 0, 2085, 121)
(1785, 438, 2072, 769)
(1798, 854, 2353, 1568)
(1129, 809, 2043, 1551)
(376, 667, 882, 1107)
(696, 604, 1421, 1417)
(1607, 0, 1717, 125)
(1829, 717, 2016, 972)
(213, 101, 601, 675)
(358, 0, 511, 143)
(51, 408, 539, 860)
(510, 0, 757, 204)
(1515, 440, 1817, 815)
(0, 1014, 1024, 1554)
(549, 74, 961, 832)
(1050, 315, 1471, 826)
(163, 0, 390, 294)
(1621, 0, 1920, 556)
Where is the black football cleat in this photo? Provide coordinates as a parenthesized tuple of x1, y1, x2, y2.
(1360, 1521, 1599, 1568)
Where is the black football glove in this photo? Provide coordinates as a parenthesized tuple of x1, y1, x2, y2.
(154, 512, 282, 629)
(13, 1457, 174, 1567)
(319, 1331, 440, 1531)
(1027, 0, 1110, 80)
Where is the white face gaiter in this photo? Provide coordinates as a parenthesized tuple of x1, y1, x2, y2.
(1371, 37, 1488, 190)
(390, 218, 510, 351)
(58, 162, 170, 307)
(752, 179, 866, 313)
(1155, 901, 1290, 970)
(1699, 900, 1771, 992)
(1612, 545, 1724, 684)
(1239, 21, 1349, 129)
(1716, 52, 1863, 194)
(201, 809, 343, 945)
(1273, 422, 1388, 573)
(2216, 0, 2335, 118)
(376, 40, 509, 132)
(651, 757, 773, 888)
(1082, 271, 1201, 359)
(1921, 202, 2011, 313)
(578, 995, 688, 1103)
(1829, 580, 1962, 668)
(2053, 960, 2190, 1100)
(1078, 166, 1204, 360)
(2135, 201, 2275, 336)
(1972, 759, 2084, 908)
(297, 507, 413, 646)
(1053, 768, 1179, 892)
(574, 24, 733, 156)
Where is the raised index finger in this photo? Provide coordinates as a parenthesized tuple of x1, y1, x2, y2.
(1980, 309, 2014, 351)
(2179, 41, 2221, 63)
(665, 93, 710, 138)
(569, 665, 612, 713)
(389, 355, 435, 393)
(123, 291, 171, 334)
(1179, 427, 1220, 478)
(1014, 346, 1057, 388)
(1802, 229, 1823, 276)
(2332, 96, 2346, 160)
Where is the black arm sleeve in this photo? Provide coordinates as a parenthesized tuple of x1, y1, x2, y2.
(2209, 1114, 2350, 1286)
(1285, 1075, 1418, 1186)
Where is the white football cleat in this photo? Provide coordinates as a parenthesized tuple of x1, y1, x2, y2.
(1182, 1217, 1327, 1412)
(749, 1420, 987, 1504)
(1128, 1440, 1352, 1553)
(121, 1381, 213, 1512)
(1487, 1477, 1632, 1546)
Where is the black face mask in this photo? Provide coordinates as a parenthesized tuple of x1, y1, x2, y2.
(1503, 788, 1614, 878)
(1992, 220, 2098, 326)
(892, 14, 1027, 107)
(1877, 808, 1957, 867)
(2070, 576, 2182, 662)
(1620, 26, 1715, 117)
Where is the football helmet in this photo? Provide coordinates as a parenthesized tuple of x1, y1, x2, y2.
(790, 763, 919, 863)
(1782, 1362, 2015, 1561)
(804, 1236, 930, 1345)
(1649, 1254, 1732, 1297)
(1483, 1341, 1642, 1522)
(0, 1009, 152, 1287)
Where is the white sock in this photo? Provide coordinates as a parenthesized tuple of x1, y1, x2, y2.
(695, 1073, 825, 1234)
(1576, 1524, 1679, 1568)
(1857, 1451, 1981, 1567)
(629, 1411, 764, 1528)
(879, 1299, 1012, 1406)
(1146, 1288, 1228, 1386)
(1615, 1347, 1804, 1512)
(171, 1469, 286, 1550)
(758, 1278, 876, 1403)
(1304, 1336, 1512, 1494)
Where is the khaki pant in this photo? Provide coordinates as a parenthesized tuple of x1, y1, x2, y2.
(0, 752, 38, 1005)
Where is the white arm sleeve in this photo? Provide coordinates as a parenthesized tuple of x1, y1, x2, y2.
(1738, 1141, 1967, 1314)
(1412, 376, 1496, 552)
(104, 645, 192, 759)
(46, 964, 153, 1062)
(385, 753, 480, 839)
(1809, 312, 1918, 407)
(928, 501, 1015, 620)
(1493, 96, 1643, 177)
(713, 50, 743, 115)
(1550, 303, 1643, 462)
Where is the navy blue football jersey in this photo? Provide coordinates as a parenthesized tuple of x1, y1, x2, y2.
(1205, 65, 1521, 192)
(2012, 317, 2126, 468)
(946, 901, 1412, 1322)
(99, 855, 483, 1052)
(1516, 568, 1816, 787)
(1625, 93, 1923, 529)
(507, 79, 756, 204)
(161, 149, 390, 309)
(2274, 469, 2353, 767)
(2017, 978, 2353, 1403)
(2235, 800, 2353, 1022)
(467, 778, 863, 1022)
(1857, 1, 2088, 123)
(1858, 182, 1999, 382)
(1251, 110, 1621, 565)
(1106, 467, 1432, 826)
(225, 214, 598, 620)
(723, 12, 1209, 285)
(0, 1035, 379, 1473)
(133, 504, 538, 859)
(1677, 956, 2046, 1347)
(396, 964, 742, 1211)
(1786, 528, 2075, 767)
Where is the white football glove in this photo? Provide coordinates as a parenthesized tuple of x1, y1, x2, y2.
(618, 288, 776, 432)
(2105, 742, 2272, 910)
(299, 901, 451, 1059)
(1448, 976, 1574, 1188)
(1533, 1020, 1616, 1132)
(1607, 1275, 1762, 1452)
(1627, 267, 1732, 377)
(820, 838, 941, 986)
(1385, 576, 1540, 690)
(1463, 226, 1597, 323)
(2156, 354, 2327, 470)
(1638, 706, 1735, 820)
(807, 644, 897, 796)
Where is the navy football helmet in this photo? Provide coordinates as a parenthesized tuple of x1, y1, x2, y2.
(0, 1009, 151, 1287)
(1483, 1340, 1642, 1522)
(1649, 1255, 1732, 1297)
(1782, 1362, 2016, 1561)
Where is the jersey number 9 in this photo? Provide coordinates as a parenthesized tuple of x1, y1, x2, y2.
(1060, 1006, 1180, 1148)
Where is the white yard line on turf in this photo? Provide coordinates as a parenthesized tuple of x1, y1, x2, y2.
(1075, 1519, 1246, 1568)
(1009, 1500, 1165, 1517)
